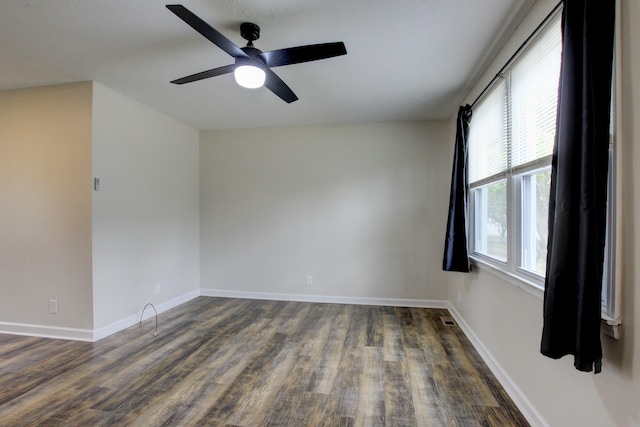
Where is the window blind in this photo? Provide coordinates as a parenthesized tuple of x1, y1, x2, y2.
(511, 13, 562, 167)
(469, 13, 562, 185)
(468, 80, 508, 184)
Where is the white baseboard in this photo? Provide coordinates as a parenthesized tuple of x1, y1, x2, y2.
(92, 289, 200, 341)
(200, 288, 449, 309)
(446, 302, 549, 427)
(0, 290, 200, 343)
(0, 322, 94, 342)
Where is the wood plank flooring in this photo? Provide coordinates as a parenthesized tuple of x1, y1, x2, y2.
(0, 297, 529, 426)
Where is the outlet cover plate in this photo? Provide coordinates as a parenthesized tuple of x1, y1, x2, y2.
(49, 299, 59, 314)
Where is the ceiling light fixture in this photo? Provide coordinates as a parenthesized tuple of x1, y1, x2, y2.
(234, 60, 266, 89)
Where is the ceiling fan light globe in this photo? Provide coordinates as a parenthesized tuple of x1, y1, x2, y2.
(234, 65, 266, 89)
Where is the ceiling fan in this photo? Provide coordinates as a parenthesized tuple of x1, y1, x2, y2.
(166, 5, 347, 103)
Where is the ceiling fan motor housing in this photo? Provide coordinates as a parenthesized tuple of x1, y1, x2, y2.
(240, 46, 264, 62)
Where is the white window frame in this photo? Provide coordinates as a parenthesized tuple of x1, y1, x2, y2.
(469, 161, 552, 292)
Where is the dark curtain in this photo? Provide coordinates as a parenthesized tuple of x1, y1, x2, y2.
(443, 105, 472, 272)
(541, 0, 615, 374)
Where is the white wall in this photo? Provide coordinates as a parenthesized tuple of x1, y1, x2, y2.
(200, 121, 450, 301)
(448, 0, 640, 426)
(91, 83, 200, 330)
(0, 83, 94, 331)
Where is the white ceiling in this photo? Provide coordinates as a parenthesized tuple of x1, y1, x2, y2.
(0, 0, 533, 130)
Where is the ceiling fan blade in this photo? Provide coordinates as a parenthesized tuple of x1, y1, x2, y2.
(171, 64, 235, 85)
(258, 42, 347, 68)
(264, 69, 298, 103)
(166, 5, 248, 59)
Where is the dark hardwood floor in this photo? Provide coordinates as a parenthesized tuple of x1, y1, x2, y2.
(0, 297, 528, 426)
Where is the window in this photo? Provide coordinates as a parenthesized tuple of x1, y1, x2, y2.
(468, 11, 562, 288)
(520, 168, 551, 276)
(468, 7, 618, 330)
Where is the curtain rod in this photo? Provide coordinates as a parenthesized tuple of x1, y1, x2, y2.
(470, 0, 564, 109)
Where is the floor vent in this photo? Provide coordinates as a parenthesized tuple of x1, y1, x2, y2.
(440, 316, 457, 327)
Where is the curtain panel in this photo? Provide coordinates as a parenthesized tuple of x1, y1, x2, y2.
(541, 0, 616, 373)
(443, 105, 472, 272)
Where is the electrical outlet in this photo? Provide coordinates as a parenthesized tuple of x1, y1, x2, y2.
(155, 283, 161, 294)
(306, 275, 313, 286)
(49, 299, 59, 314)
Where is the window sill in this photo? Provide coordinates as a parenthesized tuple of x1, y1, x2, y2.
(601, 313, 621, 340)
